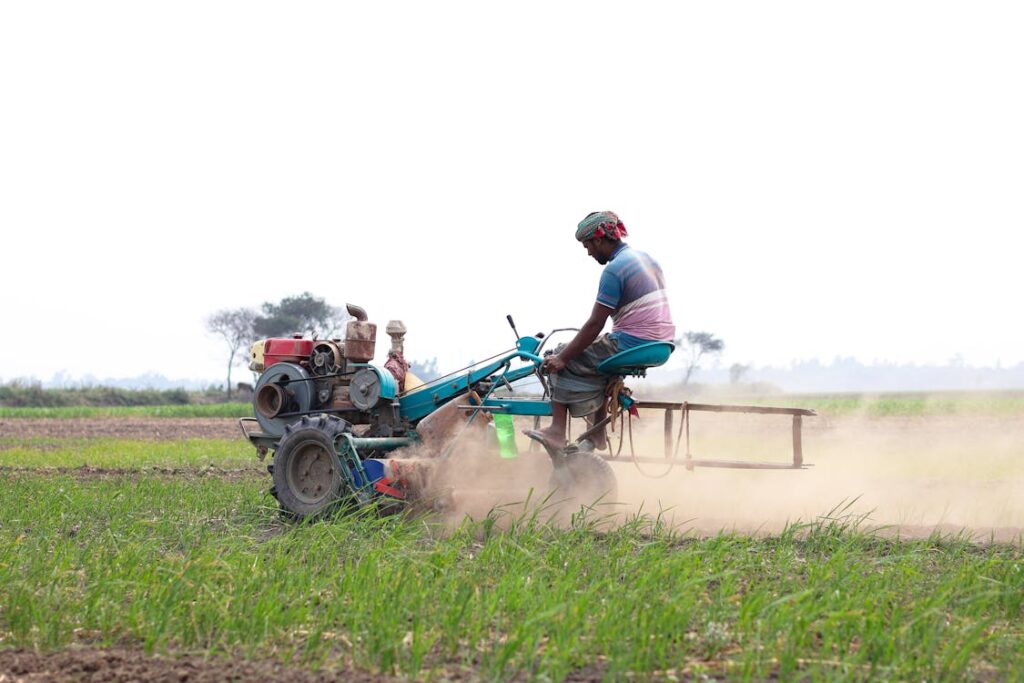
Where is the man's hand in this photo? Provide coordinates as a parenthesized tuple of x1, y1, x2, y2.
(542, 303, 613, 375)
(542, 354, 567, 374)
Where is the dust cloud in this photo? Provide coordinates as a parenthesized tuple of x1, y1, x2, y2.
(612, 410, 1024, 542)
(409, 406, 1024, 543)
(395, 420, 559, 525)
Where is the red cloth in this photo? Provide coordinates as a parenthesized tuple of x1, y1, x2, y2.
(384, 351, 411, 393)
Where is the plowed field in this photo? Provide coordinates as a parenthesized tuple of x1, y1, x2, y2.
(0, 418, 241, 441)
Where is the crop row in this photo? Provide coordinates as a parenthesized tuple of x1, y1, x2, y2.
(2, 472, 1022, 680)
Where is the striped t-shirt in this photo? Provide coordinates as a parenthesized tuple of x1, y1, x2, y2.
(596, 243, 675, 349)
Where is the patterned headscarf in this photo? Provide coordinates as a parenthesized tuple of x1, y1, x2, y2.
(575, 211, 628, 242)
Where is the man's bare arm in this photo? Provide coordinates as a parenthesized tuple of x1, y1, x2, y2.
(542, 303, 614, 373)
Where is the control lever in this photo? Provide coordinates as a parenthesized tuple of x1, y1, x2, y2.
(506, 314, 520, 342)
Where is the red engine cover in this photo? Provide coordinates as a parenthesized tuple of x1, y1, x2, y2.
(263, 338, 314, 369)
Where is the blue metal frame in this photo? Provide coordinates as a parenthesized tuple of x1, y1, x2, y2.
(479, 398, 553, 416)
(398, 336, 545, 422)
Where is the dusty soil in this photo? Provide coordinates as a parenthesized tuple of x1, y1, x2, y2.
(0, 418, 243, 441)
(612, 412, 1024, 542)
(0, 647, 607, 682)
(0, 647, 400, 683)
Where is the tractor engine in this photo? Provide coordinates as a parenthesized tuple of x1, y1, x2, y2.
(247, 304, 410, 439)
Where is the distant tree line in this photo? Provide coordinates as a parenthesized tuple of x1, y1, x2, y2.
(727, 357, 1024, 393)
(0, 381, 231, 408)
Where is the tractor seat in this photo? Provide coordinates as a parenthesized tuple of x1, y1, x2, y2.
(597, 341, 675, 377)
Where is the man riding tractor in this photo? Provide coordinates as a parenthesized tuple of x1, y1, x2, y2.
(526, 211, 676, 453)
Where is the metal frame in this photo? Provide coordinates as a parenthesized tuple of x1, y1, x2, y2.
(608, 401, 815, 470)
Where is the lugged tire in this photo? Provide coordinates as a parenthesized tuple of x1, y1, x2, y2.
(270, 414, 352, 520)
(549, 450, 618, 506)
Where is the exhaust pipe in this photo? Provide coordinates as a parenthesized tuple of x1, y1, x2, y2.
(346, 303, 368, 321)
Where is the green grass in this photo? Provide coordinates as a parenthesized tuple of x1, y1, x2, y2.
(735, 391, 1024, 418)
(0, 474, 1021, 681)
(0, 403, 253, 418)
(3, 392, 1024, 419)
(0, 438, 255, 469)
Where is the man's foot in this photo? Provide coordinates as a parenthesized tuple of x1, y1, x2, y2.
(584, 409, 609, 451)
(523, 428, 567, 454)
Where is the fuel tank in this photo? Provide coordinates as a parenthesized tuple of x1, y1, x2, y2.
(262, 337, 315, 369)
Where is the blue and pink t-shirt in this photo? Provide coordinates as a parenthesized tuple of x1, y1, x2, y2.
(596, 244, 675, 349)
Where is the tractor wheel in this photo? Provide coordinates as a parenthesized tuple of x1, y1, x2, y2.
(271, 414, 352, 520)
(549, 450, 618, 507)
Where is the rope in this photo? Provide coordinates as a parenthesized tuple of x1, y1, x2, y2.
(613, 410, 625, 457)
(604, 379, 677, 479)
(606, 378, 626, 431)
(628, 406, 677, 479)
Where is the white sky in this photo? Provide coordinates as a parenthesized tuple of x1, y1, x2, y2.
(2, 1, 1022, 384)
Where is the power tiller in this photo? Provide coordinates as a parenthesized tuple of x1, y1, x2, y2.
(240, 305, 815, 518)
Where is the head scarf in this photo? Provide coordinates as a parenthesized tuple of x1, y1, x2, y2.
(575, 211, 628, 242)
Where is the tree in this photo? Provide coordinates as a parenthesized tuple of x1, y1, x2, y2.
(206, 308, 257, 399)
(729, 363, 750, 384)
(675, 331, 725, 385)
(253, 292, 348, 339)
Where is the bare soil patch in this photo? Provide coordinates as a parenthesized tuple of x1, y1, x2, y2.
(0, 418, 242, 441)
(0, 647, 397, 683)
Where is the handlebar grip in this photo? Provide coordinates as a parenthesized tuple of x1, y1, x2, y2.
(517, 351, 543, 365)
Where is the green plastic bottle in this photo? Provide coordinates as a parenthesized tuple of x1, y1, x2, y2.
(492, 413, 518, 459)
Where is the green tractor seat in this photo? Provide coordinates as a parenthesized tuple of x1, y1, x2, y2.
(597, 341, 675, 377)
